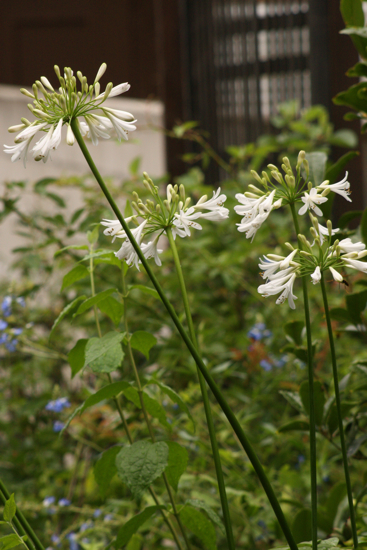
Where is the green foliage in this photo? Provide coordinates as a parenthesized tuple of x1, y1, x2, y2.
(129, 331, 156, 359)
(165, 442, 188, 492)
(85, 332, 124, 373)
(94, 446, 121, 497)
(179, 504, 217, 550)
(115, 506, 165, 548)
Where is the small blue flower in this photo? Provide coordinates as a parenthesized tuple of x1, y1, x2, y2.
(93, 509, 102, 518)
(247, 327, 262, 341)
(172, 403, 179, 411)
(53, 421, 65, 433)
(103, 514, 114, 522)
(58, 498, 71, 506)
(51, 535, 60, 545)
(16, 297, 25, 307)
(259, 359, 272, 371)
(5, 339, 18, 352)
(43, 496, 55, 507)
(257, 520, 267, 529)
(0, 319, 8, 331)
(66, 533, 78, 550)
(0, 333, 8, 345)
(1, 297, 12, 317)
(322, 475, 331, 483)
(46, 398, 71, 413)
(12, 328, 23, 336)
(298, 454, 305, 464)
(80, 521, 93, 532)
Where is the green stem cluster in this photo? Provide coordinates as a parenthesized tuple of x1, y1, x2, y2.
(71, 118, 298, 550)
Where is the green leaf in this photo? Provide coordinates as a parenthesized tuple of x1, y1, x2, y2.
(279, 391, 305, 413)
(115, 440, 169, 499)
(3, 494, 16, 522)
(128, 285, 160, 300)
(180, 505, 216, 550)
(324, 151, 359, 218)
(49, 296, 86, 340)
(54, 244, 89, 257)
(361, 207, 367, 246)
(329, 307, 353, 324)
(299, 380, 325, 425)
(85, 333, 124, 374)
(0, 534, 24, 550)
(278, 419, 310, 432)
(346, 290, 367, 325)
(125, 200, 134, 218)
(98, 296, 124, 326)
(186, 499, 225, 536)
(291, 508, 312, 544)
(327, 402, 356, 434)
(74, 289, 117, 317)
(340, 25, 367, 59)
(165, 442, 188, 492)
(94, 446, 121, 497)
(60, 403, 84, 435)
(340, 0, 364, 27)
(318, 482, 347, 534)
(333, 82, 367, 112)
(68, 339, 88, 377)
(306, 152, 327, 186)
(93, 252, 121, 267)
(61, 264, 89, 291)
(123, 387, 171, 431)
(130, 331, 157, 359)
(115, 505, 164, 548)
(328, 129, 358, 149)
(284, 320, 304, 346)
(87, 225, 99, 244)
(338, 210, 362, 229)
(129, 157, 141, 176)
(347, 61, 367, 77)
(146, 381, 195, 427)
(80, 381, 131, 413)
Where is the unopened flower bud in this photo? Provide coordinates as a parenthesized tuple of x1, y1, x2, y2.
(21, 118, 31, 126)
(184, 197, 191, 208)
(102, 82, 113, 101)
(248, 184, 263, 195)
(245, 192, 261, 199)
(285, 242, 295, 251)
(178, 200, 183, 210)
(267, 164, 278, 171)
(8, 124, 26, 133)
(271, 170, 282, 184)
(54, 65, 61, 79)
(95, 63, 107, 83)
(174, 184, 178, 193)
(261, 171, 271, 184)
(41, 77, 54, 92)
(94, 82, 100, 97)
(66, 124, 75, 145)
(250, 170, 263, 185)
(282, 156, 291, 169)
(156, 204, 161, 213)
(163, 199, 170, 209)
(327, 220, 333, 237)
(308, 181, 312, 192)
(303, 159, 309, 177)
(179, 184, 185, 201)
(32, 84, 39, 99)
(285, 174, 295, 188)
(321, 188, 330, 197)
(310, 227, 317, 239)
(20, 88, 35, 99)
(310, 215, 319, 232)
(297, 150, 306, 166)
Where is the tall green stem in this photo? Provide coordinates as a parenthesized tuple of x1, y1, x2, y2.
(71, 118, 298, 550)
(290, 203, 318, 550)
(320, 274, 358, 549)
(166, 228, 235, 550)
(0, 480, 45, 550)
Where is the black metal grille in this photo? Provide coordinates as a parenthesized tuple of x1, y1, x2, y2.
(186, 0, 311, 155)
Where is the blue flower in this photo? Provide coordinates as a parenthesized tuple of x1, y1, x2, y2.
(5, 339, 18, 352)
(247, 323, 272, 341)
(1, 297, 12, 317)
(259, 359, 272, 371)
(51, 535, 60, 545)
(66, 533, 78, 550)
(0, 334, 8, 345)
(80, 521, 93, 532)
(0, 319, 8, 331)
(16, 297, 25, 307)
(53, 421, 65, 433)
(12, 328, 23, 336)
(103, 514, 114, 522)
(58, 498, 71, 506)
(43, 496, 55, 507)
(93, 509, 102, 518)
(46, 398, 71, 413)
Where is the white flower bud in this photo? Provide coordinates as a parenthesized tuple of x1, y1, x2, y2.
(20, 88, 35, 99)
(66, 124, 75, 145)
(41, 76, 54, 91)
(95, 63, 107, 83)
(8, 124, 26, 133)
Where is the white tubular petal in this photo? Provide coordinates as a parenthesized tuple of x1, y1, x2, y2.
(41, 76, 54, 91)
(329, 267, 343, 282)
(310, 266, 321, 285)
(66, 124, 75, 145)
(94, 63, 107, 83)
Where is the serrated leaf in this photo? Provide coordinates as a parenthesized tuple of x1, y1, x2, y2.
(0, 534, 23, 550)
(3, 494, 16, 522)
(130, 331, 157, 359)
(80, 381, 131, 413)
(68, 339, 88, 377)
(180, 505, 216, 550)
(49, 296, 86, 340)
(116, 440, 169, 499)
(165, 442, 188, 492)
(61, 264, 89, 291)
(186, 499, 225, 536)
(123, 387, 171, 431)
(85, 332, 124, 373)
(98, 296, 124, 326)
(278, 419, 309, 432)
(94, 446, 121, 498)
(115, 505, 164, 548)
(146, 381, 195, 427)
(74, 289, 117, 317)
(299, 381, 325, 425)
(128, 285, 160, 300)
(291, 508, 312, 544)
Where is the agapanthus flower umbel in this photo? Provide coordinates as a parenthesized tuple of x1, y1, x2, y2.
(258, 249, 300, 309)
(234, 151, 353, 242)
(4, 63, 136, 166)
(101, 173, 229, 269)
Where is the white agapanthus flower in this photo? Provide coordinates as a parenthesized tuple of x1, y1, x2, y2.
(172, 207, 203, 238)
(298, 188, 328, 216)
(4, 63, 136, 166)
(194, 188, 229, 219)
(318, 173, 351, 202)
(329, 266, 343, 282)
(115, 220, 147, 270)
(258, 269, 298, 309)
(235, 190, 281, 242)
(311, 266, 321, 284)
(338, 238, 365, 254)
(259, 250, 298, 279)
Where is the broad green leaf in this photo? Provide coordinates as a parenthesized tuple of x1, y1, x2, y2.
(126, 534, 142, 550)
(347, 61, 367, 77)
(318, 482, 347, 534)
(49, 296, 86, 340)
(340, 25, 367, 59)
(130, 331, 157, 359)
(80, 381, 131, 413)
(279, 391, 305, 413)
(128, 285, 160, 300)
(98, 296, 124, 326)
(68, 339, 88, 377)
(116, 440, 169, 499)
(348, 433, 367, 457)
(146, 381, 195, 427)
(180, 505, 216, 550)
(278, 419, 309, 433)
(74, 289, 117, 317)
(327, 401, 357, 434)
(54, 244, 89, 257)
(333, 82, 367, 112)
(306, 152, 327, 186)
(3, 494, 16, 522)
(340, 0, 364, 27)
(299, 381, 325, 425)
(165, 442, 188, 492)
(346, 290, 367, 325)
(361, 207, 367, 246)
(61, 264, 89, 291)
(123, 386, 171, 431)
(186, 499, 225, 536)
(93, 252, 121, 267)
(129, 157, 141, 176)
(0, 534, 24, 550)
(284, 320, 304, 346)
(323, 151, 359, 218)
(328, 129, 358, 149)
(115, 505, 164, 548)
(291, 508, 312, 544)
(329, 307, 353, 324)
(94, 446, 121, 497)
(87, 225, 99, 244)
(85, 332, 124, 374)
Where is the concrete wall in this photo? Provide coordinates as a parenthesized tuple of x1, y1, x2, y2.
(0, 85, 166, 277)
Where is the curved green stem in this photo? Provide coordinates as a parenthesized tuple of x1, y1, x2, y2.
(0, 480, 45, 550)
(320, 274, 358, 549)
(290, 203, 318, 550)
(71, 118, 298, 550)
(166, 227, 235, 550)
